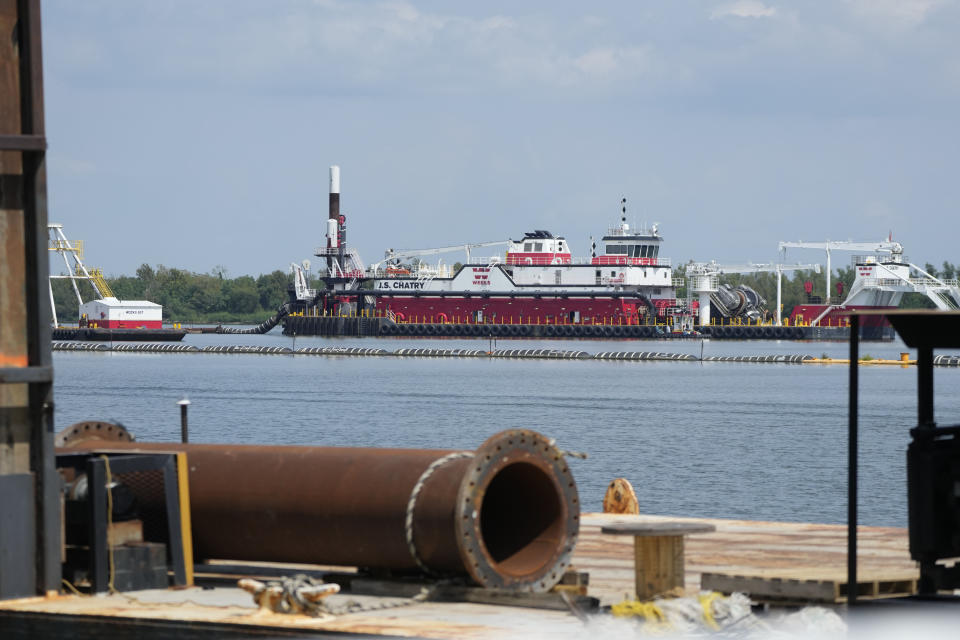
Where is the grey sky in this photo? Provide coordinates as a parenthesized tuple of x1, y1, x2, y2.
(43, 0, 960, 278)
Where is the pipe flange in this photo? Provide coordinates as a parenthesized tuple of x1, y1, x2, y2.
(55, 421, 135, 448)
(455, 428, 579, 592)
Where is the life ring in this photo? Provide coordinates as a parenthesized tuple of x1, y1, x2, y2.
(437, 313, 448, 323)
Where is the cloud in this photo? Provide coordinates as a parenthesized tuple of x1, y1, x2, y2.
(49, 152, 97, 176)
(844, 0, 946, 28)
(711, 1, 777, 19)
(43, 0, 960, 116)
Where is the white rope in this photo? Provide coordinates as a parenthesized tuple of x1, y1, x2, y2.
(404, 452, 473, 574)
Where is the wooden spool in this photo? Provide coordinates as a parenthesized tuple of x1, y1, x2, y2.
(602, 478, 639, 515)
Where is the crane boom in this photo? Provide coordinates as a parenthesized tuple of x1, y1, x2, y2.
(779, 238, 904, 305)
(687, 261, 820, 325)
(370, 240, 509, 273)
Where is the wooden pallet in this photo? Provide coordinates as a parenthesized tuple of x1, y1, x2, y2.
(701, 571, 918, 603)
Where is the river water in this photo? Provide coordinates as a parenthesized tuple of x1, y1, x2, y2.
(53, 331, 960, 527)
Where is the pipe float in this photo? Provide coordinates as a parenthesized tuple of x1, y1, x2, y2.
(57, 428, 580, 592)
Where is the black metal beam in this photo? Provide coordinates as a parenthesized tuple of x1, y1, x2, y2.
(917, 347, 934, 427)
(0, 134, 46, 150)
(0, 365, 53, 384)
(847, 314, 858, 606)
(17, 0, 60, 596)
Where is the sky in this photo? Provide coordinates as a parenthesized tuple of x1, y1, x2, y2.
(42, 0, 960, 278)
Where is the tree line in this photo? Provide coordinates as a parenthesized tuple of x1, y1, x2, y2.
(50, 264, 298, 324)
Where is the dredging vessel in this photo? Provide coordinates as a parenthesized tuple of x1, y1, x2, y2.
(278, 166, 958, 340)
(299, 167, 753, 331)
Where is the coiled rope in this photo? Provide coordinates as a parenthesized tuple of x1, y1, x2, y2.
(404, 451, 474, 574)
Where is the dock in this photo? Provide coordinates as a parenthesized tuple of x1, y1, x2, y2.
(574, 514, 918, 605)
(0, 513, 920, 638)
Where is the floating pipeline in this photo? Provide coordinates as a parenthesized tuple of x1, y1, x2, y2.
(53, 342, 960, 366)
(57, 428, 580, 592)
(51, 342, 828, 364)
(703, 354, 813, 363)
(51, 327, 187, 342)
(595, 351, 697, 361)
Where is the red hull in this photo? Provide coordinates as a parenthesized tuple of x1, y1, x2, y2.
(790, 305, 891, 328)
(373, 296, 677, 324)
(84, 320, 164, 329)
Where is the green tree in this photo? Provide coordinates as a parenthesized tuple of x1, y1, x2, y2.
(189, 273, 223, 313)
(224, 275, 260, 314)
(256, 270, 290, 310)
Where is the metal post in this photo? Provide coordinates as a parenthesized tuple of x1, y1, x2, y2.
(847, 314, 859, 605)
(826, 247, 832, 305)
(178, 399, 190, 444)
(917, 347, 934, 428)
(776, 266, 782, 326)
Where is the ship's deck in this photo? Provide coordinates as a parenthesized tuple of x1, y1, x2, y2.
(0, 513, 925, 639)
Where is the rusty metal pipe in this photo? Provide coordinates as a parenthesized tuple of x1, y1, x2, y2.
(58, 428, 579, 591)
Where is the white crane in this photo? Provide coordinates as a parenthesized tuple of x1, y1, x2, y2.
(778, 239, 903, 305)
(687, 261, 820, 326)
(368, 240, 510, 275)
(290, 261, 317, 302)
(47, 224, 114, 326)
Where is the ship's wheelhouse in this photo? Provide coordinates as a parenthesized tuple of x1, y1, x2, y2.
(593, 231, 664, 267)
(506, 230, 572, 265)
(602, 238, 661, 260)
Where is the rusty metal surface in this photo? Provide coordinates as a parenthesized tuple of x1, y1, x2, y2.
(54, 421, 135, 448)
(58, 429, 579, 592)
(1, 0, 60, 598)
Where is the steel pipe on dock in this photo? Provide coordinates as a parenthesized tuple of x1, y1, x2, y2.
(57, 428, 580, 592)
